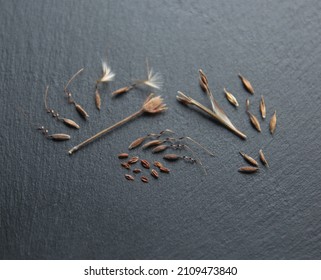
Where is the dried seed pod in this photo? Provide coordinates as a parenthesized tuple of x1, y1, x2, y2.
(141, 176, 149, 183)
(248, 112, 261, 132)
(62, 118, 80, 129)
(163, 154, 180, 161)
(48, 133, 71, 141)
(152, 145, 168, 153)
(238, 166, 259, 173)
(239, 152, 259, 167)
(128, 156, 139, 164)
(133, 168, 142, 173)
(154, 161, 163, 168)
(151, 169, 159, 179)
(111, 86, 133, 96)
(121, 162, 130, 169)
(141, 159, 150, 169)
(118, 153, 129, 159)
(259, 149, 269, 167)
(260, 95, 266, 119)
(224, 88, 239, 107)
(159, 166, 170, 173)
(142, 140, 163, 149)
(125, 174, 134, 181)
(128, 137, 145, 149)
(75, 104, 89, 119)
(238, 74, 254, 94)
(95, 89, 101, 110)
(270, 111, 277, 135)
(246, 99, 250, 112)
(199, 78, 208, 92)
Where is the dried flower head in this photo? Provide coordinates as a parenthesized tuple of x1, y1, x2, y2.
(97, 60, 115, 83)
(142, 94, 167, 114)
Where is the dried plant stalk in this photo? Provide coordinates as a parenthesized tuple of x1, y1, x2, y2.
(224, 88, 239, 107)
(239, 152, 259, 167)
(248, 112, 261, 132)
(260, 95, 266, 119)
(238, 166, 259, 173)
(238, 74, 254, 94)
(270, 111, 277, 134)
(259, 149, 269, 167)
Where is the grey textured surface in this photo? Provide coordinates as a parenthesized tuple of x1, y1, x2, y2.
(1, 0, 321, 259)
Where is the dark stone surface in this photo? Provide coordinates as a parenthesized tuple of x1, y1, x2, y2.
(1, 0, 320, 259)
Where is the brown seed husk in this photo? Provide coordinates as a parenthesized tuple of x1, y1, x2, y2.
(246, 99, 250, 112)
(154, 161, 163, 168)
(141, 176, 149, 183)
(128, 137, 145, 149)
(239, 152, 259, 167)
(199, 78, 208, 92)
(118, 153, 129, 159)
(63, 118, 80, 129)
(151, 169, 159, 179)
(125, 174, 134, 181)
(133, 168, 142, 173)
(142, 140, 163, 149)
(159, 166, 170, 173)
(128, 156, 139, 164)
(95, 89, 101, 110)
(163, 154, 180, 161)
(224, 88, 239, 107)
(238, 166, 259, 173)
(152, 145, 168, 153)
(270, 111, 277, 135)
(141, 159, 150, 169)
(111, 86, 132, 96)
(238, 74, 254, 94)
(75, 104, 89, 119)
(121, 162, 130, 169)
(260, 95, 266, 119)
(248, 112, 261, 132)
(259, 149, 269, 167)
(48, 133, 71, 141)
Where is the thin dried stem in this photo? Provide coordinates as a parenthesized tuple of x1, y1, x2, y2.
(64, 68, 84, 92)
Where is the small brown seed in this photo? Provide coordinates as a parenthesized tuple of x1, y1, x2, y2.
(128, 156, 139, 164)
(128, 137, 145, 149)
(163, 154, 180, 161)
(239, 152, 259, 167)
(125, 174, 134, 181)
(142, 140, 163, 149)
(152, 145, 168, 153)
(248, 112, 261, 132)
(63, 118, 80, 129)
(238, 74, 254, 94)
(260, 95, 266, 119)
(75, 103, 89, 119)
(118, 153, 129, 159)
(224, 88, 239, 107)
(154, 161, 163, 168)
(141, 176, 149, 183)
(95, 89, 101, 110)
(48, 133, 71, 141)
(259, 149, 269, 167)
(141, 159, 150, 169)
(133, 168, 142, 173)
(246, 99, 250, 112)
(159, 166, 170, 173)
(121, 162, 130, 169)
(111, 86, 132, 96)
(270, 111, 277, 135)
(151, 169, 159, 179)
(238, 166, 259, 173)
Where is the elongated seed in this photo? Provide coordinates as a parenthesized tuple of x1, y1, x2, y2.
(133, 168, 141, 173)
(128, 137, 145, 149)
(151, 169, 159, 179)
(63, 118, 80, 129)
(238, 166, 259, 173)
(163, 154, 180, 161)
(141, 159, 150, 169)
(270, 111, 277, 134)
(121, 162, 130, 169)
(128, 156, 139, 164)
(260, 95, 266, 119)
(142, 140, 163, 149)
(112, 86, 132, 96)
(48, 133, 71, 141)
(259, 149, 269, 167)
(246, 99, 250, 112)
(95, 89, 101, 110)
(141, 176, 149, 183)
(224, 88, 239, 107)
(199, 78, 208, 92)
(238, 74, 254, 94)
(118, 153, 129, 159)
(159, 166, 170, 173)
(154, 161, 163, 168)
(239, 152, 259, 167)
(248, 112, 261, 132)
(152, 145, 168, 153)
(125, 174, 134, 181)
(75, 104, 89, 119)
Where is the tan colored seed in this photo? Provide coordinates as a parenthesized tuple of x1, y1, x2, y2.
(128, 137, 145, 149)
(48, 133, 71, 141)
(159, 166, 170, 173)
(95, 89, 101, 110)
(246, 99, 250, 112)
(128, 156, 139, 164)
(141, 176, 149, 183)
(238, 166, 259, 173)
(133, 168, 141, 173)
(111, 86, 132, 96)
(199, 69, 208, 85)
(270, 111, 277, 135)
(142, 140, 163, 149)
(238, 74, 254, 94)
(141, 159, 150, 169)
(224, 88, 239, 107)
(63, 118, 80, 129)
(259, 149, 269, 167)
(163, 154, 180, 161)
(75, 104, 89, 119)
(154, 161, 163, 168)
(260, 95, 266, 119)
(248, 112, 261, 132)
(118, 153, 129, 159)
(151, 169, 159, 179)
(152, 145, 168, 153)
(121, 162, 130, 169)
(125, 174, 134, 181)
(239, 152, 259, 167)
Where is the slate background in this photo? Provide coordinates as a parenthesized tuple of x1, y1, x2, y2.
(1, 0, 321, 260)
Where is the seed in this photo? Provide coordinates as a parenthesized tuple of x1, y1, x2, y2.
(133, 168, 141, 173)
(142, 140, 163, 149)
(95, 89, 101, 110)
(270, 111, 277, 135)
(125, 174, 134, 181)
(75, 103, 89, 119)
(128, 156, 139, 164)
(224, 88, 239, 107)
(260, 95, 266, 119)
(259, 149, 269, 167)
(238, 74, 254, 94)
(238, 166, 259, 173)
(154, 161, 163, 168)
(248, 112, 261, 132)
(239, 152, 259, 167)
(63, 118, 80, 129)
(48, 133, 71, 141)
(118, 153, 129, 159)
(199, 78, 208, 92)
(246, 99, 250, 112)
(128, 137, 145, 149)
(112, 86, 132, 96)
(159, 166, 170, 173)
(163, 154, 180, 161)
(141, 159, 150, 169)
(152, 145, 168, 153)
(121, 162, 130, 169)
(151, 169, 159, 179)
(141, 176, 149, 183)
